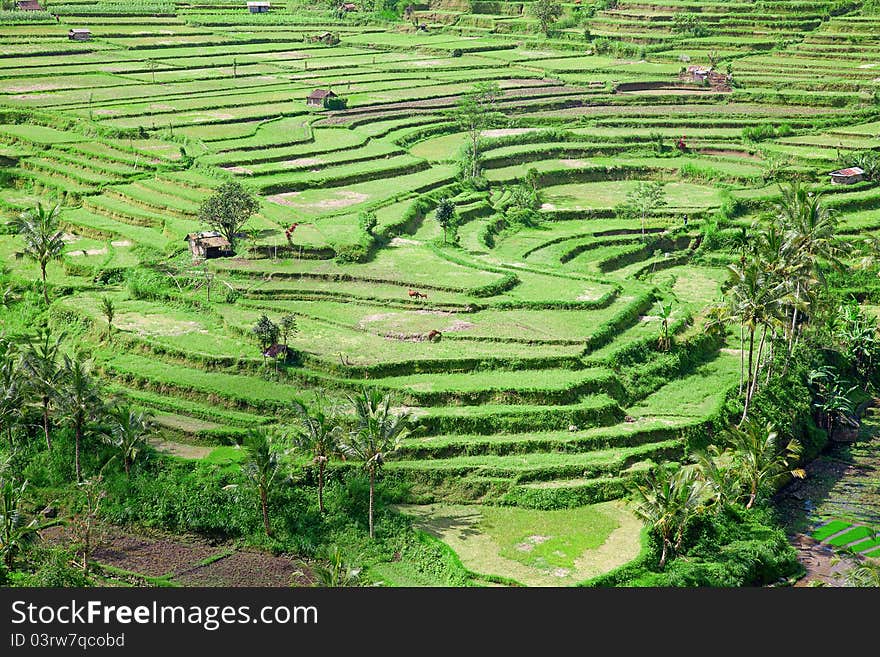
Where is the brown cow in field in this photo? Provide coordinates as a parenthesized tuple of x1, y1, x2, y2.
(426, 329, 442, 342)
(408, 288, 428, 300)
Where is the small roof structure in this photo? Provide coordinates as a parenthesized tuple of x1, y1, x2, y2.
(341, 2, 358, 10)
(307, 89, 336, 101)
(830, 166, 864, 177)
(184, 231, 230, 248)
(246, 0, 270, 9)
(15, 0, 44, 10)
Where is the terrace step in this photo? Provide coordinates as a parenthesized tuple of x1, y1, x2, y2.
(411, 394, 624, 436)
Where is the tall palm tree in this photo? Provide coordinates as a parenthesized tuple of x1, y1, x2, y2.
(725, 260, 789, 422)
(15, 203, 65, 305)
(21, 328, 65, 452)
(722, 420, 805, 509)
(777, 182, 844, 367)
(290, 393, 341, 514)
(629, 465, 706, 568)
(102, 404, 153, 477)
(340, 388, 412, 539)
(57, 355, 103, 482)
(242, 429, 283, 537)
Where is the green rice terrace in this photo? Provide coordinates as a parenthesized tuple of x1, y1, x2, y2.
(2, 0, 880, 588)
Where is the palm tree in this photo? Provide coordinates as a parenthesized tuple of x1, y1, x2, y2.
(290, 393, 341, 514)
(340, 388, 412, 539)
(57, 355, 103, 482)
(21, 328, 65, 452)
(15, 203, 65, 305)
(629, 465, 706, 568)
(776, 182, 844, 367)
(845, 558, 880, 587)
(101, 297, 115, 343)
(692, 446, 738, 510)
(722, 420, 805, 509)
(102, 405, 153, 476)
(242, 429, 283, 537)
(725, 260, 789, 422)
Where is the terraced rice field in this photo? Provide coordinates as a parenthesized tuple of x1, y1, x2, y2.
(4, 0, 880, 583)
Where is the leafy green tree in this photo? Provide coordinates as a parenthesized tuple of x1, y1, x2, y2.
(57, 355, 103, 482)
(15, 203, 65, 305)
(629, 466, 706, 568)
(198, 181, 260, 252)
(102, 405, 153, 477)
(532, 0, 563, 35)
(721, 420, 805, 509)
(341, 388, 412, 538)
(435, 197, 458, 244)
(101, 296, 115, 343)
(242, 429, 284, 537)
(252, 314, 280, 361)
(280, 314, 298, 348)
(21, 328, 65, 452)
(291, 393, 341, 514)
(451, 82, 503, 180)
(615, 181, 667, 236)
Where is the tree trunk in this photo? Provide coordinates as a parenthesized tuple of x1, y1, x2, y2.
(124, 456, 131, 477)
(75, 418, 82, 483)
(260, 486, 271, 537)
(739, 323, 745, 394)
(368, 468, 375, 539)
(43, 397, 52, 451)
(318, 459, 325, 514)
(741, 326, 756, 425)
(746, 483, 756, 509)
(748, 325, 767, 406)
(41, 263, 48, 305)
(659, 540, 668, 568)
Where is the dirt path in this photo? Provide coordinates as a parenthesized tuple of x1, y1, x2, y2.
(777, 405, 880, 586)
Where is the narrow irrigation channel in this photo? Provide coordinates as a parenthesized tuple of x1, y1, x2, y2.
(777, 406, 880, 586)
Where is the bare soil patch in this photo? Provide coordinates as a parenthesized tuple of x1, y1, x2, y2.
(560, 158, 588, 168)
(222, 165, 254, 175)
(282, 157, 324, 168)
(175, 550, 314, 587)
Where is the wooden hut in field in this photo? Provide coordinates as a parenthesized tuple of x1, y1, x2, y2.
(829, 166, 865, 185)
(247, 1, 270, 12)
(185, 231, 232, 259)
(15, 0, 44, 10)
(306, 88, 337, 108)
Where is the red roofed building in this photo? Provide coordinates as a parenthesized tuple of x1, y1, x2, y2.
(830, 166, 865, 185)
(15, 0, 44, 10)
